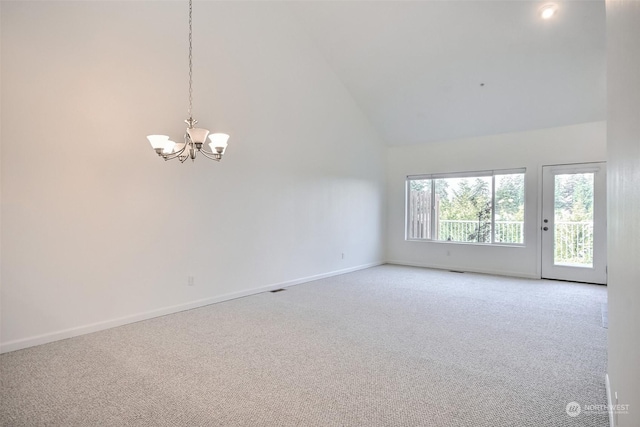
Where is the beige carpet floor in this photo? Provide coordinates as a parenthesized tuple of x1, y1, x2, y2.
(0, 265, 609, 426)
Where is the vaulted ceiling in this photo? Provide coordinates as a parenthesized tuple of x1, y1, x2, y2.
(289, 1, 606, 145)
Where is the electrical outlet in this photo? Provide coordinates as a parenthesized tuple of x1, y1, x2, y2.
(188, 276, 195, 286)
(341, 252, 345, 259)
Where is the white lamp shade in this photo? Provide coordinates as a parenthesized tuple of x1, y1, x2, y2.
(162, 140, 177, 154)
(208, 133, 230, 153)
(174, 142, 186, 154)
(187, 128, 210, 144)
(147, 135, 170, 150)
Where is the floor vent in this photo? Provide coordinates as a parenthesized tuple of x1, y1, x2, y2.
(270, 289, 286, 293)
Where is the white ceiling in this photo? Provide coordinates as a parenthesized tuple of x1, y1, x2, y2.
(288, 1, 606, 145)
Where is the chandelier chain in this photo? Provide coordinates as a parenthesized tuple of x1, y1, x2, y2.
(188, 0, 193, 119)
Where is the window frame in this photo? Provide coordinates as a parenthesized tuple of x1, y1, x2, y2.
(405, 168, 526, 246)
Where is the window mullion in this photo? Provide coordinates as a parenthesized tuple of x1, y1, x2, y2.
(405, 179, 410, 240)
(431, 179, 436, 240)
(491, 174, 496, 244)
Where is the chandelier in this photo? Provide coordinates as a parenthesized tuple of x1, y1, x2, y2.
(147, 0, 230, 162)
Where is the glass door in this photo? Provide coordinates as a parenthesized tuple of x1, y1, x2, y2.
(541, 163, 607, 284)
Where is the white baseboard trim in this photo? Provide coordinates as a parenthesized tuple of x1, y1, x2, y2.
(606, 373, 615, 427)
(0, 261, 383, 354)
(385, 260, 540, 280)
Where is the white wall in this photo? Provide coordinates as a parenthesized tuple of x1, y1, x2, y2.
(606, 0, 640, 425)
(387, 122, 606, 278)
(0, 2, 386, 352)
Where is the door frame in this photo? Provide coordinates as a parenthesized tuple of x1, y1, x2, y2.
(540, 162, 607, 284)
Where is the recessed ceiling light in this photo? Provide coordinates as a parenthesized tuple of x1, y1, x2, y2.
(539, 3, 558, 20)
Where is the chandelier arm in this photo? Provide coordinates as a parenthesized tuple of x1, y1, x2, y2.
(179, 143, 194, 162)
(198, 145, 217, 155)
(160, 140, 189, 161)
(199, 147, 223, 159)
(162, 152, 182, 161)
(197, 149, 221, 162)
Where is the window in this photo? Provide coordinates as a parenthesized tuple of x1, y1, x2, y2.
(407, 169, 525, 244)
